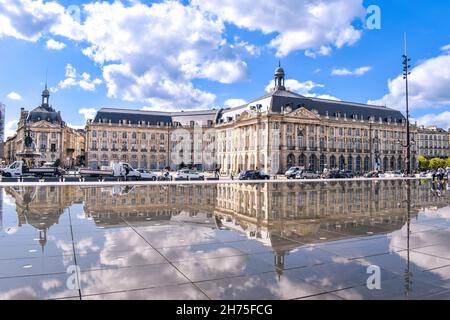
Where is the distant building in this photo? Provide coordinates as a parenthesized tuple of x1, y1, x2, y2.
(86, 64, 428, 173)
(0, 102, 5, 160)
(3, 87, 85, 167)
(416, 125, 450, 158)
(86, 109, 218, 170)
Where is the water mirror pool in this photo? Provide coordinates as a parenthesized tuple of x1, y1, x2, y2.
(1, 180, 450, 300)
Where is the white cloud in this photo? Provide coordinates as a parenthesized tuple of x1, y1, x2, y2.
(67, 123, 85, 130)
(304, 93, 341, 101)
(224, 99, 247, 108)
(0, 1, 248, 109)
(265, 78, 340, 101)
(331, 66, 372, 76)
(415, 111, 450, 130)
(441, 44, 450, 52)
(231, 37, 261, 57)
(79, 108, 97, 121)
(6, 91, 22, 100)
(193, 0, 365, 57)
(54, 64, 102, 92)
(78, 1, 245, 108)
(0, 0, 83, 41)
(368, 51, 450, 111)
(46, 38, 65, 50)
(4, 120, 18, 139)
(0, 0, 362, 108)
(265, 79, 324, 94)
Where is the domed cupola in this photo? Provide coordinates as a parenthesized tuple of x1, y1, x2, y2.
(274, 61, 286, 90)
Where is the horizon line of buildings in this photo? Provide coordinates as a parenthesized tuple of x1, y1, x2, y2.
(2, 64, 450, 173)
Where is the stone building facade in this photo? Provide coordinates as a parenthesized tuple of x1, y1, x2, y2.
(82, 64, 449, 173)
(3, 87, 85, 167)
(85, 109, 218, 170)
(416, 125, 449, 158)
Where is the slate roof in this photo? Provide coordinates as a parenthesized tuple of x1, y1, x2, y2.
(93, 108, 220, 126)
(221, 89, 406, 124)
(93, 89, 405, 126)
(27, 105, 63, 124)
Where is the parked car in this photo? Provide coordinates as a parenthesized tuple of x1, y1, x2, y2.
(296, 169, 321, 179)
(175, 169, 204, 180)
(285, 166, 303, 179)
(364, 171, 381, 178)
(323, 170, 343, 179)
(340, 170, 354, 178)
(239, 170, 270, 180)
(137, 169, 158, 180)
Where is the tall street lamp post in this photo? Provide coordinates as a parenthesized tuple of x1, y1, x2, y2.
(401, 33, 413, 175)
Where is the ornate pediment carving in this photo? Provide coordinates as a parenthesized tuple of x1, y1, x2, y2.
(287, 107, 320, 120)
(29, 120, 61, 129)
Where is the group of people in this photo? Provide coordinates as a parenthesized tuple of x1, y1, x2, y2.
(431, 167, 450, 182)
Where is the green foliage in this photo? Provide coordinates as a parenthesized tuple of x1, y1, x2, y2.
(429, 158, 446, 169)
(417, 155, 429, 170)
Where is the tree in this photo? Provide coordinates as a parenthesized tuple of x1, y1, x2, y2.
(429, 158, 446, 169)
(417, 155, 430, 170)
(446, 157, 450, 168)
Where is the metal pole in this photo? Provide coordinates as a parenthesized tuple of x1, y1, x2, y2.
(404, 33, 411, 175)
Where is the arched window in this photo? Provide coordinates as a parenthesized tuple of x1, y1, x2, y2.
(364, 156, 370, 172)
(319, 154, 326, 172)
(330, 155, 336, 169)
(287, 154, 295, 168)
(397, 156, 402, 171)
(299, 154, 306, 167)
(348, 155, 353, 172)
(390, 156, 395, 171)
(310, 154, 318, 171)
(339, 155, 345, 171)
(356, 156, 362, 173)
(383, 157, 389, 172)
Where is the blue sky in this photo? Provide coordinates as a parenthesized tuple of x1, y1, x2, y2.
(1, 0, 450, 139)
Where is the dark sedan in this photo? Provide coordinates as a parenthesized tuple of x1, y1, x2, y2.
(239, 170, 270, 180)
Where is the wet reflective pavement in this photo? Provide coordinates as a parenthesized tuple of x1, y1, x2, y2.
(1, 179, 450, 300)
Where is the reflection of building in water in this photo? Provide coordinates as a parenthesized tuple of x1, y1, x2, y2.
(214, 180, 450, 275)
(4, 180, 449, 272)
(82, 185, 217, 228)
(0, 190, 3, 231)
(4, 186, 83, 250)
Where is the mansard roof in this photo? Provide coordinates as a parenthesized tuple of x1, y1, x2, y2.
(27, 105, 63, 124)
(93, 108, 221, 126)
(221, 88, 406, 124)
